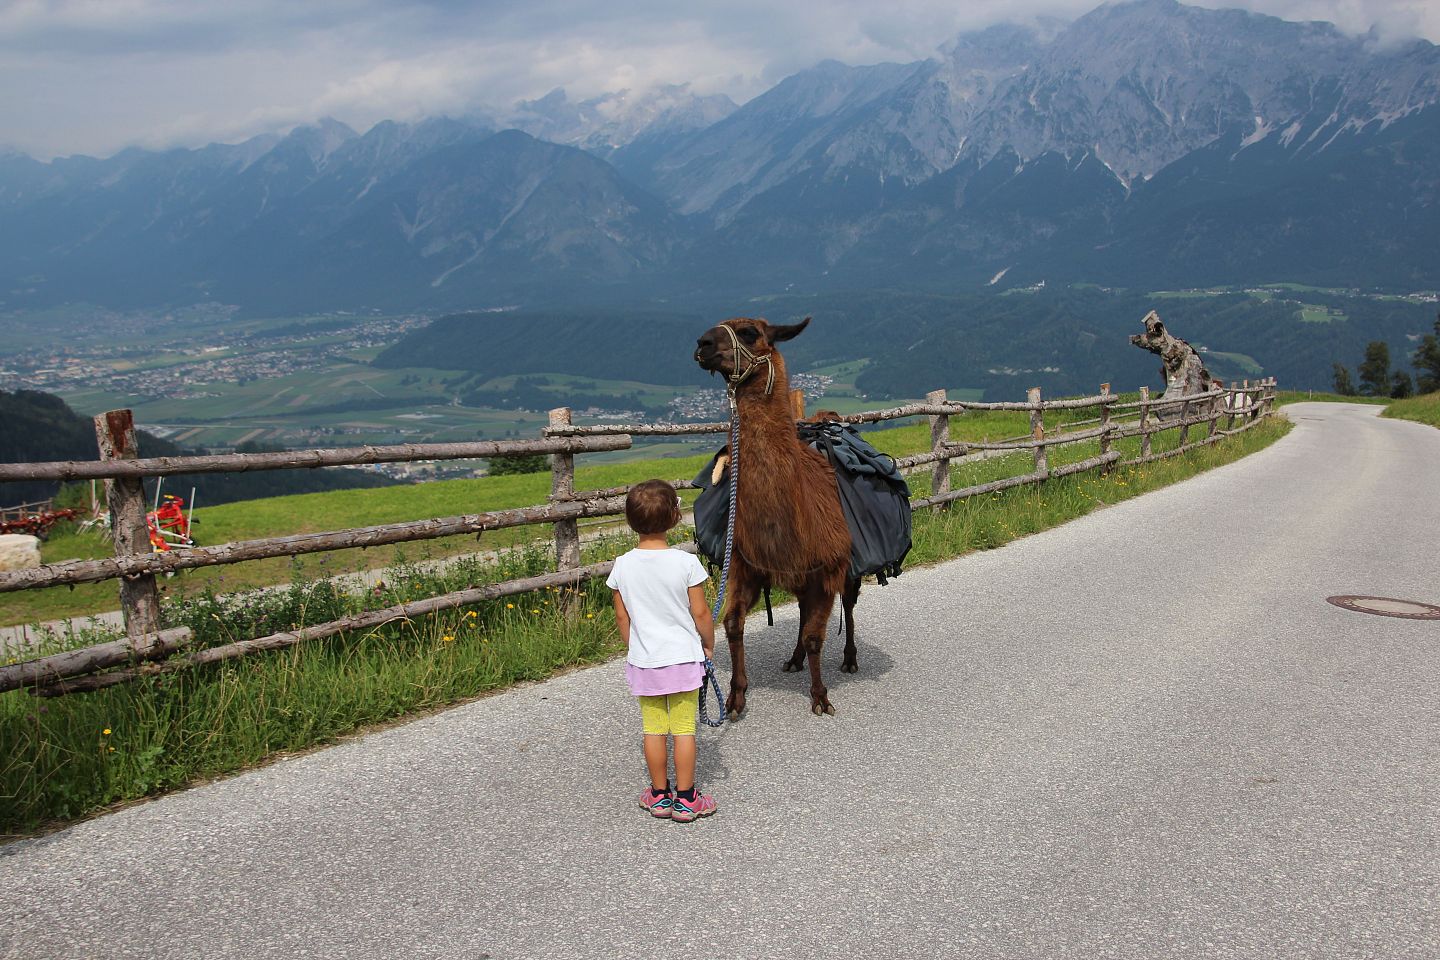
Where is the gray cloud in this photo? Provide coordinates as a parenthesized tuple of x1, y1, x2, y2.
(1, 0, 1435, 159)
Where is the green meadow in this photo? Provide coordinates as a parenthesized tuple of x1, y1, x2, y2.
(1382, 391, 1440, 428)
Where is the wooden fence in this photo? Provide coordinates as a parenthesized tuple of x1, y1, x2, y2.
(0, 378, 1277, 697)
(0, 499, 54, 522)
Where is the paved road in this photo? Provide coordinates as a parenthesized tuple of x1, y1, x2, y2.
(3, 403, 1438, 959)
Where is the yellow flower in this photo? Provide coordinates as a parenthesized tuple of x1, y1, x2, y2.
(586, 613, 595, 619)
(506, 603, 514, 609)
(467, 611, 477, 618)
(442, 635, 454, 643)
(102, 728, 111, 735)
(108, 747, 115, 753)
(531, 608, 540, 614)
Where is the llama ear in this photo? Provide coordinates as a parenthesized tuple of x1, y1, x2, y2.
(769, 316, 811, 342)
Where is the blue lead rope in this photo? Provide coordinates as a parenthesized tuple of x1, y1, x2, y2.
(698, 392, 739, 728)
(698, 657, 725, 728)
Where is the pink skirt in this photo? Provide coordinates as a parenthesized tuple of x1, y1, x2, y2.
(626, 661, 704, 697)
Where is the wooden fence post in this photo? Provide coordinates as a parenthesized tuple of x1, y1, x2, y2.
(790, 388, 806, 420)
(1177, 397, 1191, 447)
(926, 389, 951, 501)
(1098, 383, 1113, 472)
(1226, 381, 1238, 431)
(94, 410, 161, 654)
(1139, 386, 1152, 459)
(1028, 387, 1047, 477)
(548, 408, 580, 576)
(1207, 384, 1221, 440)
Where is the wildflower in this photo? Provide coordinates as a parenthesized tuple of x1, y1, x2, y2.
(586, 613, 595, 619)
(467, 611, 477, 618)
(442, 635, 455, 643)
(109, 747, 115, 753)
(102, 728, 111, 735)
(506, 603, 515, 609)
(531, 608, 540, 614)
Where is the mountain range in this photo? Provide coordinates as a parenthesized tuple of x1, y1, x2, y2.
(2, 0, 1438, 315)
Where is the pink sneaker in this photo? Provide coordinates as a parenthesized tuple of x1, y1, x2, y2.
(639, 787, 673, 819)
(671, 791, 717, 823)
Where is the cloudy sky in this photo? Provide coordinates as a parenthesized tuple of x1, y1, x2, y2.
(2, 0, 1437, 159)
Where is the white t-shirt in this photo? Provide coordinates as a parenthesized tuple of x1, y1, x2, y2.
(606, 548, 710, 668)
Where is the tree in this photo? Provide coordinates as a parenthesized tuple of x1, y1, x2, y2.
(1356, 341, 1391, 397)
(486, 453, 548, 476)
(1412, 313, 1440, 395)
(1331, 362, 1356, 396)
(1390, 371, 1414, 399)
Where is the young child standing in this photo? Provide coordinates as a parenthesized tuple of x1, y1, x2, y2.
(606, 478, 718, 823)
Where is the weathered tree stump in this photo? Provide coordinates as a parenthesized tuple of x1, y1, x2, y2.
(1129, 311, 1214, 420)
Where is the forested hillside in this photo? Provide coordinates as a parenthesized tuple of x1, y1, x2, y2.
(375, 290, 1436, 396)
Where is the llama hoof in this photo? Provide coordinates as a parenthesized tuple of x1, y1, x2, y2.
(839, 662, 858, 674)
(781, 659, 803, 673)
(810, 700, 836, 716)
(726, 707, 744, 721)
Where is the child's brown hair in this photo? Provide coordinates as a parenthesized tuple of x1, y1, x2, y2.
(625, 479, 682, 535)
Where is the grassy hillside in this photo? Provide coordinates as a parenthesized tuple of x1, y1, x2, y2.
(1382, 391, 1440, 428)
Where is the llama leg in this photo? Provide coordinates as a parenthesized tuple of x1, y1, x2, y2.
(840, 575, 861, 674)
(783, 619, 806, 673)
(802, 589, 838, 716)
(723, 570, 761, 720)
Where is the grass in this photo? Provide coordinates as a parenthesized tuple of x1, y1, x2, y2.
(1202, 350, 1263, 374)
(1297, 305, 1347, 324)
(1273, 390, 1389, 406)
(1, 544, 627, 832)
(1381, 391, 1440, 428)
(10, 458, 713, 627)
(2, 412, 1291, 834)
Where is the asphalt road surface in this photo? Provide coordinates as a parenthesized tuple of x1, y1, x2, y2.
(3, 402, 1437, 959)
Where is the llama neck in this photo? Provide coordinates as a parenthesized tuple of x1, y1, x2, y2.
(733, 354, 797, 465)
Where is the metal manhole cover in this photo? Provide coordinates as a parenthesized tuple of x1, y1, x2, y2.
(1326, 595, 1440, 620)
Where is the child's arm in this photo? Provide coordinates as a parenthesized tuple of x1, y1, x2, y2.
(687, 584, 715, 659)
(611, 590, 631, 647)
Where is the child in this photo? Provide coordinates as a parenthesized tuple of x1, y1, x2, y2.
(606, 478, 718, 823)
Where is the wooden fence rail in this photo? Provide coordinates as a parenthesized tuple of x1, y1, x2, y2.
(0, 499, 55, 520)
(0, 436, 631, 482)
(1, 376, 1276, 696)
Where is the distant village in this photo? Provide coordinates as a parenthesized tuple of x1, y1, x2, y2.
(0, 314, 428, 396)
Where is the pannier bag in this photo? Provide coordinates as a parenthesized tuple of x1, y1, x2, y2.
(691, 419, 912, 584)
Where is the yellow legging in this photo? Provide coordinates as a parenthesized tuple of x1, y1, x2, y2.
(638, 689, 698, 736)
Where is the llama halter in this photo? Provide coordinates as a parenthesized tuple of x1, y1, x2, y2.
(718, 322, 777, 396)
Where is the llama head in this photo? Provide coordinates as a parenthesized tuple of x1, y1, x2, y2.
(694, 316, 810, 389)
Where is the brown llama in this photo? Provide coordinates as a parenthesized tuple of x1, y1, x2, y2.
(694, 316, 856, 717)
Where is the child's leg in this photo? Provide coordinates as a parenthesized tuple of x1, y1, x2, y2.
(673, 735, 696, 792)
(638, 695, 672, 791)
(642, 735, 669, 791)
(666, 689, 700, 791)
